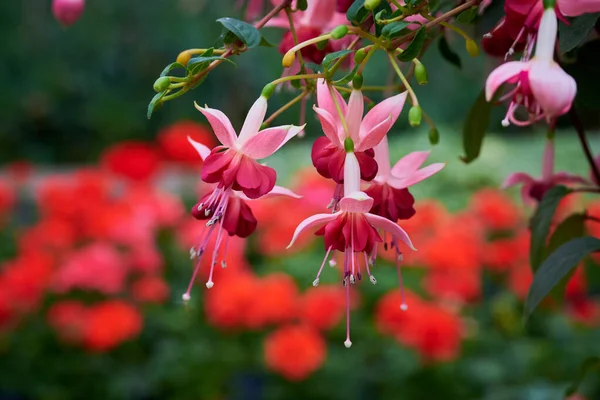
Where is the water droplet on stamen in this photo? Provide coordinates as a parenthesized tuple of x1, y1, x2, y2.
(312, 278, 320, 287)
(344, 339, 352, 348)
(206, 281, 214, 289)
(369, 275, 377, 285)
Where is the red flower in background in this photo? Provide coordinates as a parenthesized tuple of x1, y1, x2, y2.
(47, 300, 88, 345)
(470, 189, 523, 232)
(0, 178, 15, 224)
(205, 272, 258, 329)
(157, 121, 216, 166)
(83, 300, 143, 352)
(298, 285, 345, 331)
(100, 141, 162, 181)
(249, 273, 298, 328)
(264, 324, 326, 381)
(131, 276, 170, 304)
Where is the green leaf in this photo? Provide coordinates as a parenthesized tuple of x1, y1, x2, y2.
(559, 13, 600, 54)
(438, 35, 462, 69)
(322, 49, 354, 68)
(456, 6, 478, 24)
(565, 357, 600, 396)
(217, 17, 261, 48)
(564, 39, 600, 109)
(333, 65, 360, 85)
(160, 62, 186, 77)
(460, 89, 492, 163)
(259, 36, 275, 47)
(397, 26, 427, 61)
(147, 90, 167, 119)
(524, 236, 600, 322)
(529, 186, 573, 271)
(381, 21, 410, 39)
(346, 0, 370, 26)
(373, 1, 393, 37)
(187, 55, 234, 75)
(428, 0, 440, 13)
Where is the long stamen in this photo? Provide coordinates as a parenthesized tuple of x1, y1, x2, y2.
(221, 235, 230, 268)
(364, 252, 376, 284)
(313, 246, 333, 286)
(344, 255, 352, 349)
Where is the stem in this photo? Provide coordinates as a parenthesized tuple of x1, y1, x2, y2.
(330, 37, 361, 75)
(285, 33, 332, 56)
(391, 0, 480, 47)
(263, 91, 309, 126)
(285, 7, 307, 74)
(570, 108, 600, 186)
(346, 26, 385, 47)
(255, 0, 292, 29)
(423, 14, 473, 42)
(387, 52, 418, 106)
(270, 73, 325, 86)
(358, 45, 378, 75)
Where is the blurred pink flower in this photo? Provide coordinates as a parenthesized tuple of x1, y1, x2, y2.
(558, 0, 600, 16)
(52, 0, 85, 26)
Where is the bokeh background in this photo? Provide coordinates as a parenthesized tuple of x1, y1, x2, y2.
(1, 1, 600, 399)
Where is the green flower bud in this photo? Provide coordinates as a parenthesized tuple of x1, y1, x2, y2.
(153, 76, 170, 93)
(466, 40, 479, 57)
(414, 61, 428, 85)
(316, 39, 329, 50)
(331, 25, 349, 40)
(352, 74, 363, 90)
(408, 106, 422, 127)
(428, 128, 439, 145)
(354, 48, 367, 64)
(261, 83, 275, 99)
(344, 137, 355, 153)
(297, 0, 308, 11)
(364, 0, 381, 11)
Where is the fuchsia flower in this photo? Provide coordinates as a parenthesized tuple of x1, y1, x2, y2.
(183, 137, 300, 301)
(288, 152, 415, 347)
(195, 96, 304, 199)
(52, 0, 85, 27)
(503, 139, 586, 204)
(312, 79, 408, 184)
(485, 9, 576, 126)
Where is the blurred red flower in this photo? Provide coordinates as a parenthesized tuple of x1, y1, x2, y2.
(131, 276, 170, 304)
(264, 324, 326, 381)
(298, 285, 345, 331)
(425, 269, 481, 303)
(483, 230, 529, 272)
(470, 189, 522, 232)
(100, 141, 162, 181)
(83, 300, 143, 352)
(0, 178, 15, 223)
(157, 121, 216, 166)
(205, 272, 258, 329)
(249, 273, 298, 328)
(47, 300, 88, 344)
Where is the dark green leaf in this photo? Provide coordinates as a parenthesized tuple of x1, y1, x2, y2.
(322, 49, 354, 68)
(217, 17, 261, 48)
(397, 26, 427, 61)
(346, 0, 369, 26)
(460, 89, 493, 163)
(147, 90, 167, 119)
(373, 1, 393, 37)
(333, 65, 359, 85)
(259, 36, 275, 47)
(428, 0, 440, 13)
(524, 236, 600, 322)
(565, 357, 600, 396)
(160, 62, 186, 77)
(529, 186, 573, 271)
(456, 6, 478, 24)
(438, 35, 462, 69)
(564, 39, 600, 109)
(381, 21, 410, 39)
(559, 13, 600, 54)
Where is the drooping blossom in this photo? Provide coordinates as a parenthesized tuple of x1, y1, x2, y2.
(312, 79, 408, 188)
(503, 139, 586, 204)
(485, 9, 577, 126)
(183, 137, 300, 301)
(195, 96, 304, 199)
(559, 0, 600, 16)
(52, 0, 85, 26)
(288, 152, 415, 347)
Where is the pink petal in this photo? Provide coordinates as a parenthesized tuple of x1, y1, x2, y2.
(313, 106, 342, 147)
(365, 213, 416, 251)
(356, 116, 393, 152)
(237, 96, 268, 147)
(529, 61, 577, 119)
(388, 163, 445, 189)
(300, 0, 336, 28)
(557, 0, 600, 17)
(316, 78, 347, 123)
(485, 62, 527, 101)
(501, 172, 535, 189)
(346, 90, 364, 142)
(390, 151, 431, 178)
(373, 136, 391, 182)
(287, 213, 339, 248)
(358, 92, 407, 151)
(237, 185, 302, 201)
(552, 172, 588, 185)
(241, 124, 304, 159)
(187, 136, 211, 161)
(194, 102, 238, 148)
(339, 192, 374, 213)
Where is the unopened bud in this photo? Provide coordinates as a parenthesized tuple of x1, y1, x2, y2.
(331, 25, 349, 40)
(282, 51, 296, 68)
(354, 48, 368, 64)
(466, 40, 480, 57)
(261, 83, 275, 99)
(177, 50, 193, 66)
(344, 137, 355, 152)
(52, 0, 85, 26)
(364, 0, 381, 10)
(352, 74, 363, 90)
(414, 61, 428, 85)
(429, 127, 439, 145)
(297, 0, 308, 11)
(408, 106, 422, 127)
(153, 76, 170, 93)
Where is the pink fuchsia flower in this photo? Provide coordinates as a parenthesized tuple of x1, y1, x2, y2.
(485, 9, 576, 126)
(195, 96, 304, 199)
(503, 139, 587, 204)
(183, 137, 300, 301)
(312, 79, 408, 184)
(288, 152, 415, 347)
(52, 0, 85, 27)
(558, 0, 600, 16)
